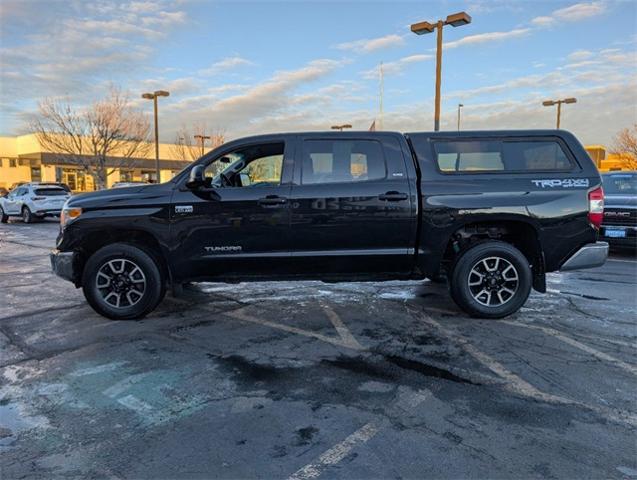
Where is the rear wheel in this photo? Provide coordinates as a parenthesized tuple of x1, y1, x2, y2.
(449, 241, 532, 319)
(22, 206, 33, 223)
(82, 243, 166, 320)
(0, 205, 7, 223)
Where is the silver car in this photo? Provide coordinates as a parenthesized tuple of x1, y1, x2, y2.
(0, 183, 71, 223)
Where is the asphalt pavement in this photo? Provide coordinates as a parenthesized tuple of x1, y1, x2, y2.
(1, 219, 636, 479)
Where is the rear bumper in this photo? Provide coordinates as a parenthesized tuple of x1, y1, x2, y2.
(35, 209, 62, 217)
(50, 249, 78, 283)
(560, 242, 609, 271)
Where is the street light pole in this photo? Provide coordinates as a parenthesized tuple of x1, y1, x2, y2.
(411, 12, 471, 131)
(457, 103, 464, 131)
(141, 90, 170, 182)
(194, 134, 211, 157)
(331, 124, 352, 131)
(542, 97, 577, 129)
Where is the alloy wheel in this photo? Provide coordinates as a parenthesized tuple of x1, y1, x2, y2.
(467, 256, 519, 307)
(95, 258, 147, 309)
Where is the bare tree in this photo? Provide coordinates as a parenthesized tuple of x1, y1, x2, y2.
(610, 124, 637, 170)
(30, 87, 151, 190)
(169, 123, 225, 162)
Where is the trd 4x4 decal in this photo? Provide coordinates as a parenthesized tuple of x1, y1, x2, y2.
(531, 179, 589, 188)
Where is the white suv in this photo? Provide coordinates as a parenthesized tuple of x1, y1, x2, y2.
(0, 183, 71, 223)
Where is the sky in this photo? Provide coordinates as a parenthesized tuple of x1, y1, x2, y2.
(1, 0, 636, 146)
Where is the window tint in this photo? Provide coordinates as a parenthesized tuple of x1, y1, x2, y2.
(434, 141, 503, 172)
(602, 173, 637, 194)
(35, 188, 67, 196)
(503, 141, 572, 171)
(433, 139, 574, 173)
(302, 140, 386, 185)
(238, 154, 283, 186)
(204, 142, 284, 187)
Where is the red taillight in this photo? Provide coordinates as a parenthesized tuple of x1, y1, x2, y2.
(588, 186, 604, 229)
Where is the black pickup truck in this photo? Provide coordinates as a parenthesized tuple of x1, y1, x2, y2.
(51, 130, 608, 320)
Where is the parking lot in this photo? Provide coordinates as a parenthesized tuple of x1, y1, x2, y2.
(1, 219, 636, 479)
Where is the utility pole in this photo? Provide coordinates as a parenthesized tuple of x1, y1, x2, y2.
(141, 90, 170, 182)
(379, 61, 384, 130)
(411, 12, 471, 131)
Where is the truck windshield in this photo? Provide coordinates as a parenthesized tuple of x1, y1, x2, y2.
(602, 173, 637, 194)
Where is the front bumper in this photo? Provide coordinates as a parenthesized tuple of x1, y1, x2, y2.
(50, 249, 77, 283)
(35, 209, 62, 217)
(560, 242, 609, 271)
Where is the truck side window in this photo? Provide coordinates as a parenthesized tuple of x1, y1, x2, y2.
(502, 141, 573, 171)
(434, 141, 503, 172)
(302, 140, 386, 185)
(204, 142, 284, 187)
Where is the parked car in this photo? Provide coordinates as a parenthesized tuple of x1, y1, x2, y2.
(600, 171, 637, 249)
(0, 183, 71, 223)
(51, 130, 608, 320)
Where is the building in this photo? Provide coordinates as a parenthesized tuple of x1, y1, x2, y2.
(585, 145, 636, 172)
(0, 134, 201, 192)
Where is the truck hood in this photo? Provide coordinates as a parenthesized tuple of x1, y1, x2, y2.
(65, 183, 173, 210)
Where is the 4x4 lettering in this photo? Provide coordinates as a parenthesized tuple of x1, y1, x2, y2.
(532, 178, 589, 188)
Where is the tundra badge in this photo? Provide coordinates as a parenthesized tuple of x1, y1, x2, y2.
(175, 205, 193, 213)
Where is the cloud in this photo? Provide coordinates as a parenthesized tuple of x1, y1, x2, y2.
(361, 54, 432, 79)
(567, 49, 593, 61)
(198, 56, 255, 76)
(532, 1, 606, 27)
(443, 28, 530, 49)
(335, 34, 405, 53)
(162, 59, 347, 136)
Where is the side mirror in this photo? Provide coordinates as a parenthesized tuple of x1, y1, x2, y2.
(186, 165, 206, 189)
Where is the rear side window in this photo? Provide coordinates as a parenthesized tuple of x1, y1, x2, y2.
(302, 139, 386, 184)
(502, 141, 572, 171)
(434, 141, 503, 172)
(433, 139, 574, 173)
(35, 188, 67, 196)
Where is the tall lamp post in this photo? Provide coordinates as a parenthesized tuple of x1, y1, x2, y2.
(457, 103, 464, 131)
(411, 11, 471, 131)
(141, 90, 170, 182)
(542, 97, 576, 129)
(331, 124, 352, 131)
(194, 134, 211, 157)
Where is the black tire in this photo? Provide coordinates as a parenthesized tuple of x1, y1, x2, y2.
(22, 206, 33, 223)
(0, 205, 8, 223)
(449, 241, 532, 319)
(82, 243, 166, 320)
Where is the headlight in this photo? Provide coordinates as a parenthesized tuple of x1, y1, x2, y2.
(60, 207, 82, 228)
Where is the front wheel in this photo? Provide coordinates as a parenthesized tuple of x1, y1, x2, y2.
(82, 243, 166, 320)
(0, 205, 8, 223)
(22, 206, 33, 223)
(449, 241, 532, 319)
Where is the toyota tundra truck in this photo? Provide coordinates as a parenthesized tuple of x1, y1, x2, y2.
(50, 130, 608, 320)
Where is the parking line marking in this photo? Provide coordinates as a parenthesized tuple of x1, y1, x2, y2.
(322, 305, 364, 351)
(224, 308, 365, 351)
(503, 321, 637, 377)
(117, 394, 155, 419)
(102, 373, 148, 398)
(289, 388, 430, 480)
(288, 422, 380, 480)
(414, 310, 637, 427)
(71, 362, 127, 377)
